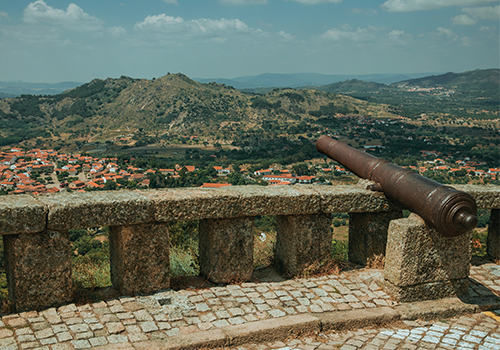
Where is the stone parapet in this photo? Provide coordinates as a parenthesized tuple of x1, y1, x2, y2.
(38, 191, 153, 231)
(1, 185, 498, 235)
(0, 184, 497, 313)
(0, 195, 47, 235)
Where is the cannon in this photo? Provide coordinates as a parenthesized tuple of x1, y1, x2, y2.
(316, 135, 478, 237)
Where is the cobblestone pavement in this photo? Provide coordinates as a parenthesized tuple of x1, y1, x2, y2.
(227, 312, 500, 350)
(0, 263, 499, 350)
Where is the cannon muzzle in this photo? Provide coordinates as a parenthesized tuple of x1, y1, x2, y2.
(316, 135, 478, 237)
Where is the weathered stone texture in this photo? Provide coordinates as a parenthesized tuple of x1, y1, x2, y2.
(109, 223, 170, 295)
(384, 214, 471, 301)
(320, 185, 400, 214)
(453, 185, 500, 209)
(0, 195, 47, 235)
(487, 209, 500, 259)
(348, 210, 403, 265)
(275, 213, 332, 277)
(199, 217, 254, 283)
(4, 230, 73, 312)
(38, 191, 152, 231)
(382, 278, 469, 303)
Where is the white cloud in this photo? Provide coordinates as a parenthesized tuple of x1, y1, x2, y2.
(0, 11, 8, 20)
(479, 26, 491, 31)
(452, 14, 477, 25)
(108, 26, 126, 36)
(278, 30, 296, 41)
(463, 5, 500, 19)
(285, 0, 342, 4)
(436, 27, 456, 38)
(461, 36, 472, 46)
(23, 0, 103, 31)
(321, 25, 377, 41)
(163, 0, 179, 4)
(134, 15, 251, 39)
(351, 8, 378, 15)
(381, 0, 497, 13)
(218, 0, 267, 4)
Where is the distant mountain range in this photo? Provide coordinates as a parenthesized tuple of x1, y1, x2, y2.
(316, 69, 499, 97)
(194, 72, 436, 89)
(3, 69, 496, 97)
(0, 81, 82, 97)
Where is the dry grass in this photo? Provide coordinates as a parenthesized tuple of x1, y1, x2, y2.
(72, 258, 111, 305)
(366, 254, 385, 269)
(296, 258, 346, 278)
(253, 230, 276, 269)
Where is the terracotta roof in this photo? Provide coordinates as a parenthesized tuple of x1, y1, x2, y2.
(200, 183, 231, 188)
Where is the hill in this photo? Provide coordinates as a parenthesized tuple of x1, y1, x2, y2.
(316, 79, 389, 94)
(0, 81, 82, 97)
(194, 72, 434, 89)
(313, 69, 499, 120)
(397, 69, 499, 93)
(0, 73, 395, 150)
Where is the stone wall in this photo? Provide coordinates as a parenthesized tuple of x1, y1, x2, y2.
(0, 184, 498, 312)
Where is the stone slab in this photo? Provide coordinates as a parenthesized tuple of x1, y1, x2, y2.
(395, 297, 479, 321)
(382, 278, 469, 303)
(0, 195, 47, 235)
(110, 223, 170, 296)
(319, 185, 400, 213)
(38, 191, 153, 231)
(317, 306, 400, 331)
(133, 329, 228, 350)
(143, 185, 403, 223)
(224, 313, 321, 346)
(4, 231, 73, 312)
(454, 185, 500, 209)
(384, 214, 471, 287)
(275, 213, 332, 277)
(199, 217, 254, 283)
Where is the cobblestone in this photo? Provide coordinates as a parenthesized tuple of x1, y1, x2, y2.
(0, 263, 499, 349)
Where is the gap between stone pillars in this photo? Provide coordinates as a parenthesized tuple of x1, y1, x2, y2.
(199, 216, 254, 284)
(382, 213, 471, 302)
(487, 209, 500, 259)
(109, 222, 170, 296)
(348, 210, 403, 266)
(3, 230, 73, 312)
(275, 213, 332, 278)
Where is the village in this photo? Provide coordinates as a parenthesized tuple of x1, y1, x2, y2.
(0, 145, 498, 195)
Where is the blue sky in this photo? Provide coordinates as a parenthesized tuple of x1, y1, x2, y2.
(0, 0, 498, 83)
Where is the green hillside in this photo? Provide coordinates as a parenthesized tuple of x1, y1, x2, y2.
(317, 79, 388, 94)
(0, 73, 391, 150)
(397, 69, 499, 93)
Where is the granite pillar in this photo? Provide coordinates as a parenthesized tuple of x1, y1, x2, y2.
(110, 223, 170, 295)
(275, 213, 332, 277)
(199, 216, 254, 283)
(4, 231, 73, 312)
(383, 214, 471, 302)
(487, 209, 500, 259)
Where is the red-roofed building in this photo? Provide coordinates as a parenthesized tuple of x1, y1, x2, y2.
(200, 183, 232, 188)
(296, 176, 315, 184)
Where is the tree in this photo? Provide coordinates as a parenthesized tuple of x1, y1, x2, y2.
(104, 181, 117, 190)
(292, 163, 311, 176)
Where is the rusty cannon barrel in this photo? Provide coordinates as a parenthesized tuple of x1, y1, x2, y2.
(316, 135, 478, 237)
